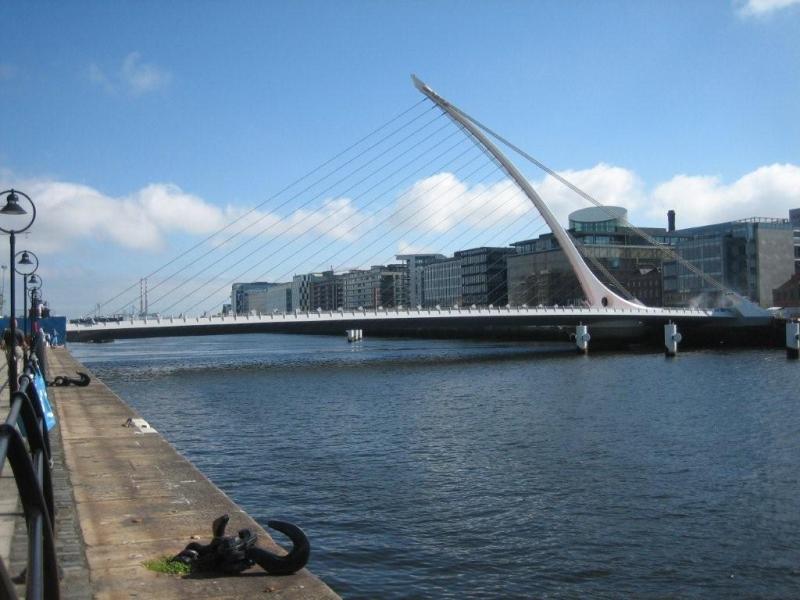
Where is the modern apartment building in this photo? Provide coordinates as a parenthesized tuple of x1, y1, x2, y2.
(341, 264, 408, 310)
(309, 270, 344, 311)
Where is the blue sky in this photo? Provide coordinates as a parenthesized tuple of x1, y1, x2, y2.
(1, 0, 799, 316)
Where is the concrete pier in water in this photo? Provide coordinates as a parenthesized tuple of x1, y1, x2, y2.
(3, 348, 339, 599)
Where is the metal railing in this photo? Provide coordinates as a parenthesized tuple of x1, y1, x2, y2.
(0, 357, 58, 600)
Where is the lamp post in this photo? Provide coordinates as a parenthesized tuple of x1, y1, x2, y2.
(0, 189, 36, 394)
(28, 273, 43, 343)
(15, 250, 39, 345)
(0, 265, 6, 316)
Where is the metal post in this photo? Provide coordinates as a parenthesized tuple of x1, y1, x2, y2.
(22, 273, 28, 353)
(786, 320, 799, 359)
(8, 231, 16, 394)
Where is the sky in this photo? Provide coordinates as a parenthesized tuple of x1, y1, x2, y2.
(1, 0, 799, 317)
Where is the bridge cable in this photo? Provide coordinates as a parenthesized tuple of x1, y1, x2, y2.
(114, 107, 451, 315)
(176, 132, 491, 315)
(169, 135, 480, 316)
(448, 105, 734, 297)
(243, 146, 494, 293)
(143, 115, 455, 314)
(115, 107, 444, 315)
(95, 98, 431, 316)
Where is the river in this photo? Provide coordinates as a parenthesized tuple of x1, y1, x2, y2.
(70, 334, 800, 599)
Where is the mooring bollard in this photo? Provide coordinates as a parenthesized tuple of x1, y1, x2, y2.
(786, 320, 799, 359)
(664, 322, 681, 357)
(575, 324, 590, 354)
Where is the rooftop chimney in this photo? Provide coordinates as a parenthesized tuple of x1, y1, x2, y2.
(668, 209, 676, 232)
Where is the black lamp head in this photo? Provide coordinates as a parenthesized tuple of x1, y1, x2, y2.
(18, 251, 33, 266)
(0, 190, 27, 216)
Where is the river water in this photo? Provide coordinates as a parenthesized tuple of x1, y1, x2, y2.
(70, 335, 799, 599)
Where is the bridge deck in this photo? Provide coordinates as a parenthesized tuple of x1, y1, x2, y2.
(68, 306, 738, 342)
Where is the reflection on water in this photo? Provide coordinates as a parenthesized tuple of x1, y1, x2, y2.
(72, 335, 800, 599)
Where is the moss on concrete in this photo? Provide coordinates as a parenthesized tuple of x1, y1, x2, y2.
(143, 556, 191, 576)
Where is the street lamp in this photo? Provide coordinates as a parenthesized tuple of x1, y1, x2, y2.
(28, 274, 43, 342)
(0, 265, 6, 316)
(0, 189, 36, 394)
(15, 250, 39, 344)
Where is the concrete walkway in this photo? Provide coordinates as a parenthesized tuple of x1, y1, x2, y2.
(43, 348, 340, 599)
(0, 363, 23, 579)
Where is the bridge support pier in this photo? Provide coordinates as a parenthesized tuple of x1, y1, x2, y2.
(575, 324, 590, 354)
(786, 321, 799, 359)
(664, 322, 682, 357)
(346, 329, 363, 343)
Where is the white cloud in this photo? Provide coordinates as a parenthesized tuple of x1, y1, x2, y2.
(646, 163, 800, 227)
(5, 179, 222, 253)
(736, 0, 800, 16)
(0, 171, 371, 258)
(534, 163, 645, 225)
(89, 52, 171, 95)
(393, 173, 530, 233)
(393, 163, 643, 234)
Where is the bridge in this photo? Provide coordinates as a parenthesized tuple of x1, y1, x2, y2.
(67, 304, 763, 345)
(69, 76, 784, 351)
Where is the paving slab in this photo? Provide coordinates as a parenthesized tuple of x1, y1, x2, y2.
(47, 347, 340, 599)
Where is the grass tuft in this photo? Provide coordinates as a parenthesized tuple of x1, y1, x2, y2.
(143, 556, 191, 575)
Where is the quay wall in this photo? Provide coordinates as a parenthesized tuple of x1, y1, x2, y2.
(44, 347, 340, 599)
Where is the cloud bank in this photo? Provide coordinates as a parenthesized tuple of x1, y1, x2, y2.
(389, 162, 797, 235)
(736, 0, 800, 16)
(0, 171, 370, 256)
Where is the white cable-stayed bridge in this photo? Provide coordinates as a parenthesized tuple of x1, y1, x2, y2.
(69, 76, 780, 349)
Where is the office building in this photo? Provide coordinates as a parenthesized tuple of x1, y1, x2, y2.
(396, 254, 446, 307)
(231, 282, 277, 315)
(455, 246, 516, 307)
(263, 282, 293, 313)
(507, 207, 679, 307)
(422, 257, 462, 307)
(663, 217, 794, 307)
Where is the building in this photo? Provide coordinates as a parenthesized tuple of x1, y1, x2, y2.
(455, 247, 516, 307)
(422, 257, 462, 307)
(341, 265, 408, 310)
(263, 282, 292, 313)
(231, 282, 276, 315)
(309, 270, 344, 311)
(506, 206, 681, 307)
(291, 273, 325, 312)
(773, 273, 800, 307)
(396, 254, 446, 307)
(663, 217, 794, 307)
(789, 208, 800, 273)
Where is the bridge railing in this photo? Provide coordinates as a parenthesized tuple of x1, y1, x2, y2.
(0, 357, 59, 600)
